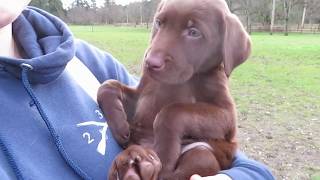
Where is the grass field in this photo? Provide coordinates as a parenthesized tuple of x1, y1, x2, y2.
(70, 25, 320, 180)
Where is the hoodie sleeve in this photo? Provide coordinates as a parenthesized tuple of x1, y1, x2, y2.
(219, 151, 275, 180)
(74, 39, 139, 87)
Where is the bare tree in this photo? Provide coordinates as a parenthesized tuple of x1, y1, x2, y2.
(141, 0, 159, 28)
(127, 2, 142, 26)
(30, 0, 66, 18)
(282, 0, 305, 35)
(300, 0, 307, 29)
(239, 0, 253, 33)
(283, 0, 292, 35)
(226, 0, 243, 13)
(140, 1, 143, 25)
(270, 0, 276, 34)
(102, 0, 116, 24)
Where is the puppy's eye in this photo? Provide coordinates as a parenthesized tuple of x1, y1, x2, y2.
(154, 19, 161, 29)
(188, 27, 202, 38)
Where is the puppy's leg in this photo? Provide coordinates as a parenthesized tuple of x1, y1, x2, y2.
(97, 80, 138, 147)
(173, 146, 220, 180)
(153, 102, 236, 178)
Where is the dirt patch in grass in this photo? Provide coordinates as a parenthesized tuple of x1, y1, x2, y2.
(231, 65, 320, 179)
(236, 102, 320, 180)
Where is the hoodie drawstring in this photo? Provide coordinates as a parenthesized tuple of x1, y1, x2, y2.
(20, 63, 92, 180)
(0, 135, 24, 180)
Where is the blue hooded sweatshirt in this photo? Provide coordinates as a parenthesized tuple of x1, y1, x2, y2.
(0, 6, 274, 180)
(0, 6, 137, 180)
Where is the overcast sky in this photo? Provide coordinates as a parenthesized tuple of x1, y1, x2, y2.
(61, 0, 140, 8)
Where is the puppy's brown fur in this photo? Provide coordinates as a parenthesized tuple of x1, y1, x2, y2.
(98, 0, 251, 179)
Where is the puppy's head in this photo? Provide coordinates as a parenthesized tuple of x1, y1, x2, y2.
(144, 0, 251, 84)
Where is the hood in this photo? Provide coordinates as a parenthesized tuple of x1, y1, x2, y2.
(0, 6, 75, 84)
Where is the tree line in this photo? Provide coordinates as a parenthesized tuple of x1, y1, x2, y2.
(227, 0, 320, 34)
(30, 0, 320, 34)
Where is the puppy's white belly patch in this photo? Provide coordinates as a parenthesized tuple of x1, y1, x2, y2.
(181, 142, 213, 154)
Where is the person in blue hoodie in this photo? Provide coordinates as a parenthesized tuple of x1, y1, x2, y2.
(0, 1, 275, 180)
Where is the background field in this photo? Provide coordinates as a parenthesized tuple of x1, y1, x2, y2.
(70, 25, 320, 180)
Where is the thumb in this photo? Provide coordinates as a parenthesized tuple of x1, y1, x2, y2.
(190, 174, 202, 180)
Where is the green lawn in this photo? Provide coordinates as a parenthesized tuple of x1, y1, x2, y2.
(70, 25, 320, 179)
(312, 174, 320, 180)
(70, 25, 150, 67)
(232, 32, 320, 116)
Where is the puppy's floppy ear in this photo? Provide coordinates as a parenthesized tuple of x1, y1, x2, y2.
(223, 14, 251, 77)
(155, 0, 165, 12)
(151, 0, 165, 38)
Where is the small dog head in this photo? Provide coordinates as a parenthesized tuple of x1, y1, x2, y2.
(108, 145, 162, 180)
(144, 0, 251, 84)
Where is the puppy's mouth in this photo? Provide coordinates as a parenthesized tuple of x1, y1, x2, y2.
(144, 62, 194, 85)
(144, 62, 165, 80)
(144, 66, 168, 83)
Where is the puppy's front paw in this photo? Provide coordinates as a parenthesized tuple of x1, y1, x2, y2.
(109, 145, 162, 180)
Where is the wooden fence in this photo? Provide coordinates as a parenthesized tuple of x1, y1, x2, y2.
(248, 24, 320, 34)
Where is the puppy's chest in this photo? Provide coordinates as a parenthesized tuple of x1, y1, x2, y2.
(130, 87, 196, 138)
(132, 82, 217, 124)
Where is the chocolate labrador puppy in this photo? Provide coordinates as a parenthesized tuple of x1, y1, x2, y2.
(97, 0, 251, 179)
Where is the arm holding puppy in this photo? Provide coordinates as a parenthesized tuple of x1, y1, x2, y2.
(191, 151, 275, 180)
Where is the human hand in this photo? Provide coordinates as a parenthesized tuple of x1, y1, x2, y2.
(190, 174, 232, 180)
